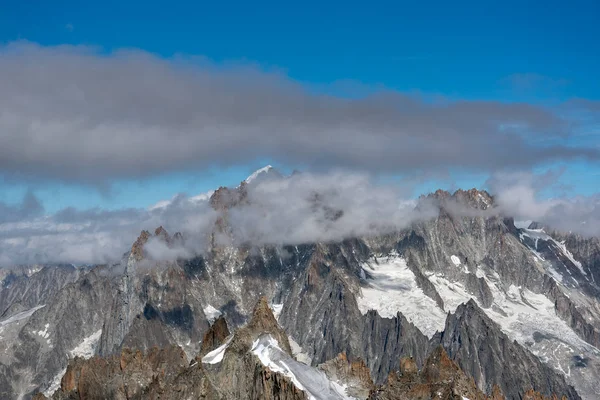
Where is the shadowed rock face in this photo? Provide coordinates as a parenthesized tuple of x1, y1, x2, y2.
(434, 300, 580, 400)
(199, 316, 230, 356)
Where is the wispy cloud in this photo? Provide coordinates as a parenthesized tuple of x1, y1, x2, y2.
(0, 170, 599, 266)
(488, 170, 600, 236)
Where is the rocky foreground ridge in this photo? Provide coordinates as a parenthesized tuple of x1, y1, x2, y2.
(34, 297, 568, 400)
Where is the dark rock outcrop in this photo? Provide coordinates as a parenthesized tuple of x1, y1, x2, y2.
(200, 316, 230, 356)
(368, 346, 499, 400)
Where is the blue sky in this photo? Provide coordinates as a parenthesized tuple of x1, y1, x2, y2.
(0, 0, 599, 213)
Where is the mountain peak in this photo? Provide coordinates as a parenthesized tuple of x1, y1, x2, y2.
(245, 165, 273, 184)
(130, 230, 151, 261)
(243, 165, 284, 186)
(422, 187, 494, 211)
(243, 296, 292, 355)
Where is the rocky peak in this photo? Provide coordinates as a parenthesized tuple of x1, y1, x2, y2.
(130, 230, 151, 261)
(245, 296, 292, 354)
(209, 184, 248, 211)
(431, 188, 452, 200)
(154, 225, 171, 242)
(128, 226, 181, 263)
(199, 316, 230, 356)
(422, 187, 494, 212)
(421, 345, 468, 383)
(453, 188, 494, 209)
(369, 345, 494, 399)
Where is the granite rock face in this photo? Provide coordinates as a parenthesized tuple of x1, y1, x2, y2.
(199, 316, 230, 355)
(434, 300, 580, 400)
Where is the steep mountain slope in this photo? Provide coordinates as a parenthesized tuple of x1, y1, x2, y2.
(0, 265, 81, 319)
(435, 300, 579, 399)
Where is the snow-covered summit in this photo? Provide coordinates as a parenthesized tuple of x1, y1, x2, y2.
(148, 190, 214, 211)
(244, 165, 274, 184)
(148, 165, 278, 211)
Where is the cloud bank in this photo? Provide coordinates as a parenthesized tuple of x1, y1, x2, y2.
(0, 41, 598, 184)
(0, 171, 599, 267)
(489, 171, 600, 237)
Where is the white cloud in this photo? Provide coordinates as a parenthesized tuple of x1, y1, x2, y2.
(0, 172, 598, 267)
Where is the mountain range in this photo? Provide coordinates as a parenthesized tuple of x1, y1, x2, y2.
(0, 167, 599, 399)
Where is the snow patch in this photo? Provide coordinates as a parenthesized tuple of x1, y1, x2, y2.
(477, 193, 490, 207)
(203, 304, 222, 323)
(289, 335, 312, 365)
(271, 303, 283, 320)
(450, 255, 461, 266)
(475, 266, 486, 279)
(514, 220, 533, 229)
(25, 265, 44, 277)
(37, 323, 50, 339)
(520, 228, 586, 278)
(553, 239, 586, 275)
(251, 334, 355, 399)
(427, 267, 600, 394)
(0, 304, 45, 328)
(148, 190, 214, 211)
(190, 190, 215, 203)
(428, 275, 471, 312)
(245, 165, 273, 184)
(202, 336, 233, 364)
(43, 368, 66, 397)
(70, 330, 102, 358)
(357, 254, 446, 337)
